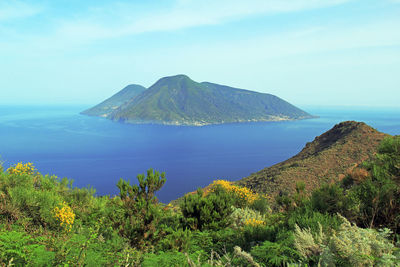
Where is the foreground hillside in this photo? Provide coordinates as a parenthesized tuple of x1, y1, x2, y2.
(83, 75, 314, 126)
(238, 121, 388, 198)
(0, 129, 399, 266)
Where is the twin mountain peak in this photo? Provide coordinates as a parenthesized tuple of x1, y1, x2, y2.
(81, 74, 315, 126)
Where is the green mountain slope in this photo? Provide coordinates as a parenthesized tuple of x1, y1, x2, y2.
(81, 84, 146, 117)
(237, 121, 388, 198)
(108, 74, 314, 125)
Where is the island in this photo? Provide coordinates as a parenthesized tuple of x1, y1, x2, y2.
(81, 74, 315, 126)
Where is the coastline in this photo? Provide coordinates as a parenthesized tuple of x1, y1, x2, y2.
(81, 113, 318, 127)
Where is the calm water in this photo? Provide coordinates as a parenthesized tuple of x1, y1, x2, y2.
(0, 105, 399, 203)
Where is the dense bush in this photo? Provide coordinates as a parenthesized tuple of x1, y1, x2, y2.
(250, 240, 302, 267)
(142, 251, 188, 267)
(0, 229, 54, 266)
(294, 215, 400, 266)
(180, 186, 233, 231)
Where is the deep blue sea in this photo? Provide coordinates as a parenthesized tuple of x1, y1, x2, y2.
(0, 105, 399, 203)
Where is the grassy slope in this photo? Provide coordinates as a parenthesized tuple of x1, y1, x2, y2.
(81, 84, 146, 117)
(237, 121, 388, 198)
(110, 75, 314, 125)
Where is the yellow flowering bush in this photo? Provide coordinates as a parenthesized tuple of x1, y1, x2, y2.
(209, 180, 259, 204)
(244, 218, 265, 227)
(7, 162, 36, 176)
(231, 206, 268, 228)
(53, 202, 75, 231)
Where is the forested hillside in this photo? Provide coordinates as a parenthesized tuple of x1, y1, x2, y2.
(81, 84, 146, 117)
(83, 75, 314, 126)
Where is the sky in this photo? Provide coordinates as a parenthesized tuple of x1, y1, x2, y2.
(0, 0, 399, 107)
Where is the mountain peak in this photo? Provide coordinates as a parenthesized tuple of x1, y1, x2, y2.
(302, 121, 377, 155)
(150, 74, 197, 90)
(157, 74, 192, 82)
(123, 84, 147, 90)
(168, 74, 191, 79)
(329, 121, 371, 133)
(238, 121, 388, 197)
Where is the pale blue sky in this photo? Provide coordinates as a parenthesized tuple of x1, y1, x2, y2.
(0, 0, 399, 107)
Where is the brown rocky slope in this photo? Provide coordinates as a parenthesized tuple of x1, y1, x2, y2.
(236, 121, 389, 197)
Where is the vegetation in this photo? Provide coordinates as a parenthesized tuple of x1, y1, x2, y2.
(1, 135, 400, 266)
(81, 84, 146, 117)
(84, 74, 313, 126)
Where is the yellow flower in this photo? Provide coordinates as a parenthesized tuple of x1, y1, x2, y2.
(244, 218, 265, 227)
(7, 162, 36, 176)
(53, 201, 75, 231)
(209, 180, 259, 204)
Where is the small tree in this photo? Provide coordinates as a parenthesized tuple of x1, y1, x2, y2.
(116, 168, 166, 248)
(352, 136, 400, 231)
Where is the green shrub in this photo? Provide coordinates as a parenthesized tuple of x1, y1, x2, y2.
(8, 177, 64, 229)
(52, 226, 127, 266)
(242, 225, 277, 250)
(115, 246, 143, 266)
(188, 231, 214, 254)
(311, 184, 347, 214)
(377, 136, 400, 158)
(142, 251, 188, 267)
(349, 136, 400, 232)
(156, 228, 191, 252)
(115, 168, 166, 248)
(209, 228, 246, 254)
(250, 240, 302, 267)
(231, 246, 261, 267)
(293, 223, 326, 265)
(0, 230, 54, 266)
(230, 206, 268, 228)
(287, 205, 342, 235)
(249, 195, 271, 214)
(180, 186, 233, 231)
(327, 216, 399, 266)
(294, 215, 400, 266)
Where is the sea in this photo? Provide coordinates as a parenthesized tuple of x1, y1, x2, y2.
(0, 105, 399, 203)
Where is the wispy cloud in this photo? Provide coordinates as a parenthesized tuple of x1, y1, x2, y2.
(3, 0, 399, 56)
(123, 0, 351, 34)
(1, 0, 399, 106)
(28, 0, 352, 47)
(195, 18, 400, 61)
(0, 1, 42, 21)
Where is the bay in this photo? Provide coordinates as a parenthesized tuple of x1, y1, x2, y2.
(0, 105, 399, 203)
